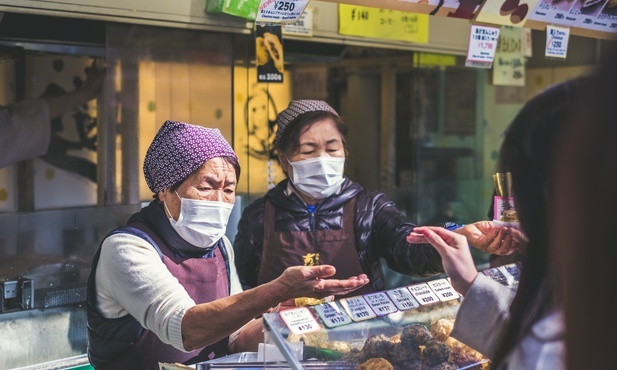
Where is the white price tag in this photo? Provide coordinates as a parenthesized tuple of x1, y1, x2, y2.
(386, 287, 420, 311)
(408, 283, 440, 306)
(427, 279, 460, 302)
(314, 302, 352, 328)
(282, 7, 313, 36)
(545, 25, 570, 59)
(363, 292, 398, 316)
(340, 296, 376, 322)
(280, 307, 322, 335)
(466, 24, 500, 69)
(257, 0, 311, 24)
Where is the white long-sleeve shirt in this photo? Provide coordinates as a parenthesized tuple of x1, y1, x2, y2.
(94, 232, 243, 351)
(0, 99, 50, 168)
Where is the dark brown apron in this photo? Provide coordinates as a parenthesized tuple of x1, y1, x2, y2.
(257, 197, 372, 297)
(99, 223, 230, 370)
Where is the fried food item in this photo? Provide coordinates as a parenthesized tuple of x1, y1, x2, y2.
(287, 329, 329, 347)
(422, 340, 451, 367)
(400, 324, 433, 348)
(294, 296, 331, 307)
(357, 357, 394, 370)
(444, 337, 487, 368)
(263, 32, 284, 73)
(359, 334, 395, 363)
(255, 36, 270, 66)
(322, 340, 352, 353)
(430, 319, 454, 342)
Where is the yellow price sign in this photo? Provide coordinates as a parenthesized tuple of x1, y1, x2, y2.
(338, 5, 429, 44)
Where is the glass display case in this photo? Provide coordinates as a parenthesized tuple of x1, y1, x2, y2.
(251, 264, 520, 370)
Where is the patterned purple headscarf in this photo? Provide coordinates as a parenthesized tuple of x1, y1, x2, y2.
(144, 120, 238, 192)
(275, 100, 338, 146)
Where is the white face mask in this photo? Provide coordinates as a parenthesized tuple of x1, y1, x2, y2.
(165, 192, 234, 248)
(288, 156, 345, 199)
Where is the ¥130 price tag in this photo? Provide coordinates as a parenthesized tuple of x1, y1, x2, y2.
(280, 307, 322, 335)
(340, 296, 376, 322)
(408, 283, 440, 306)
(386, 287, 420, 311)
(314, 302, 352, 328)
(363, 292, 398, 316)
(427, 279, 459, 302)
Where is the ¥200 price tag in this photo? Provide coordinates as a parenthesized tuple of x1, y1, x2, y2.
(314, 302, 352, 328)
(408, 283, 440, 306)
(386, 287, 420, 311)
(363, 292, 398, 316)
(427, 279, 459, 302)
(279, 307, 322, 335)
(340, 296, 376, 322)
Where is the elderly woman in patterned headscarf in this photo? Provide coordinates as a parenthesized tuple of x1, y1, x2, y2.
(86, 120, 369, 370)
(234, 100, 522, 296)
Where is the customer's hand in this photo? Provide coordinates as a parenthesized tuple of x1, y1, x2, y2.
(274, 265, 369, 302)
(407, 226, 477, 296)
(455, 221, 527, 255)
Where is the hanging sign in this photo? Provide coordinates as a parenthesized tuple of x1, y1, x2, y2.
(476, 0, 541, 26)
(256, 0, 311, 23)
(545, 25, 570, 59)
(493, 26, 525, 86)
(282, 6, 313, 36)
(338, 5, 429, 44)
(256, 24, 284, 83)
(466, 24, 501, 68)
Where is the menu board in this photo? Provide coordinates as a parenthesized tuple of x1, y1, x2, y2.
(528, 0, 617, 33)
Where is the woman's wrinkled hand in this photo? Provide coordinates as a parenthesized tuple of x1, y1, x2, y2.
(275, 265, 369, 302)
(407, 226, 478, 296)
(454, 221, 527, 255)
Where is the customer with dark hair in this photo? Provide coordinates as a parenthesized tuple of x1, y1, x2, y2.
(407, 78, 590, 369)
(234, 100, 521, 296)
(552, 49, 617, 370)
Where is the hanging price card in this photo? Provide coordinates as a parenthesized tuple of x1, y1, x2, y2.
(466, 24, 500, 69)
(363, 292, 398, 316)
(257, 0, 311, 23)
(386, 287, 420, 311)
(340, 296, 376, 322)
(280, 307, 322, 335)
(545, 25, 570, 59)
(408, 283, 440, 306)
(427, 279, 460, 302)
(314, 302, 353, 328)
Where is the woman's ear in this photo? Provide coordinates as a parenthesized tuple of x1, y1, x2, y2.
(277, 152, 291, 176)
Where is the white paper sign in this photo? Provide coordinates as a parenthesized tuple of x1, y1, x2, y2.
(280, 307, 322, 335)
(386, 287, 420, 311)
(257, 0, 311, 23)
(408, 283, 440, 305)
(363, 292, 398, 316)
(340, 296, 377, 322)
(466, 24, 501, 69)
(545, 25, 570, 59)
(282, 7, 313, 36)
(314, 302, 352, 328)
(427, 279, 460, 302)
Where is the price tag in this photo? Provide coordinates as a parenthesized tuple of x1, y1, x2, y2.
(279, 307, 322, 335)
(257, 0, 311, 23)
(466, 24, 500, 69)
(314, 302, 352, 328)
(340, 296, 376, 322)
(427, 279, 459, 302)
(283, 7, 313, 36)
(363, 292, 398, 316)
(545, 25, 570, 59)
(386, 287, 420, 311)
(408, 283, 440, 306)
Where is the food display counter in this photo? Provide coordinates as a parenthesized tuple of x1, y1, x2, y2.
(196, 264, 520, 370)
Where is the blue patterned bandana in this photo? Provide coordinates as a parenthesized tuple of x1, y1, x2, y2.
(144, 120, 237, 192)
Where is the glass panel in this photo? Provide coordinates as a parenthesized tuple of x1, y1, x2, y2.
(105, 24, 234, 203)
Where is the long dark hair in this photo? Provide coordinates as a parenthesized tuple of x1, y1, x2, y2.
(491, 78, 589, 367)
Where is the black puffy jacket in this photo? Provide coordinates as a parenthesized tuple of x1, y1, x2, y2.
(234, 178, 444, 292)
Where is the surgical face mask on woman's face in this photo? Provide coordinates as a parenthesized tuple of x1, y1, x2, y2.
(288, 156, 345, 199)
(164, 191, 234, 248)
